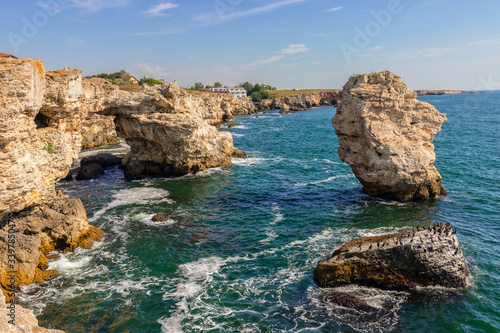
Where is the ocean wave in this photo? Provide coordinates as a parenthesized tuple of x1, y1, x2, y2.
(294, 174, 353, 187)
(90, 187, 173, 222)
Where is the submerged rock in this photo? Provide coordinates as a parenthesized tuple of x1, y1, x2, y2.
(323, 294, 382, 314)
(332, 71, 447, 201)
(314, 223, 468, 290)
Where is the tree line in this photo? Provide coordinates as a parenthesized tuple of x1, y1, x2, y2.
(91, 70, 163, 86)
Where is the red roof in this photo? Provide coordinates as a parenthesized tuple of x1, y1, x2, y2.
(0, 53, 17, 58)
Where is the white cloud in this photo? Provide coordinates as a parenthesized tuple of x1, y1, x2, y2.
(250, 55, 284, 66)
(68, 0, 130, 12)
(143, 2, 179, 18)
(367, 45, 385, 52)
(281, 44, 309, 55)
(326, 7, 343, 12)
(250, 43, 309, 66)
(137, 62, 170, 80)
(196, 0, 306, 25)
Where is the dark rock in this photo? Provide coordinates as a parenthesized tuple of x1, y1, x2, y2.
(76, 163, 104, 180)
(324, 294, 381, 313)
(231, 148, 247, 158)
(152, 213, 175, 222)
(228, 123, 236, 128)
(80, 153, 122, 169)
(314, 223, 468, 290)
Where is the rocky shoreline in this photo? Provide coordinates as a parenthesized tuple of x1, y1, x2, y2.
(0, 59, 469, 330)
(0, 57, 257, 330)
(416, 90, 483, 96)
(255, 90, 342, 113)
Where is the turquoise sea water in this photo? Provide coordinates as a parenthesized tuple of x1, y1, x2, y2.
(20, 92, 499, 332)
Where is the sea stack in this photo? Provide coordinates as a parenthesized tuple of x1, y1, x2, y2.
(314, 223, 468, 290)
(332, 71, 447, 201)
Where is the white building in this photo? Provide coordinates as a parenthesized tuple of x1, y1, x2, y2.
(209, 84, 247, 99)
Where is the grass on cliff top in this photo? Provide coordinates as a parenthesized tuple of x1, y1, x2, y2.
(119, 85, 142, 92)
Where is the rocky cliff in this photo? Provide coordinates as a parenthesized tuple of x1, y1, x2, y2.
(99, 82, 237, 179)
(255, 90, 342, 112)
(0, 59, 103, 297)
(314, 223, 468, 290)
(332, 71, 447, 201)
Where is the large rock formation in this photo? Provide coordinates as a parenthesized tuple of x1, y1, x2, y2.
(0, 59, 103, 295)
(332, 71, 447, 201)
(100, 82, 236, 179)
(314, 223, 468, 290)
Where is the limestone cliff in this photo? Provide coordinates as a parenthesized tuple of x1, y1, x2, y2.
(0, 59, 103, 295)
(255, 90, 341, 112)
(332, 71, 447, 201)
(100, 82, 236, 179)
(314, 223, 468, 290)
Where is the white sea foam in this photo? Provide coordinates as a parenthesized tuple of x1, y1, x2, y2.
(231, 133, 245, 137)
(295, 174, 352, 187)
(231, 157, 267, 166)
(232, 125, 248, 129)
(133, 212, 177, 227)
(48, 253, 92, 273)
(90, 187, 172, 222)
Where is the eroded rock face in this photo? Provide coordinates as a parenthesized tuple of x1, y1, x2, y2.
(314, 223, 468, 290)
(100, 82, 236, 179)
(275, 90, 341, 112)
(0, 59, 103, 296)
(332, 71, 447, 201)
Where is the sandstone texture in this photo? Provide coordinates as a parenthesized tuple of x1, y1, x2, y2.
(0, 292, 64, 332)
(0, 58, 103, 296)
(332, 71, 447, 201)
(99, 82, 238, 179)
(314, 223, 468, 290)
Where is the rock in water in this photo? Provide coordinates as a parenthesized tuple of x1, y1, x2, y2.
(314, 223, 468, 290)
(332, 71, 447, 201)
(323, 294, 382, 314)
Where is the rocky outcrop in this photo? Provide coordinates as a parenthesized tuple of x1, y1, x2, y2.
(100, 82, 236, 179)
(314, 223, 468, 290)
(254, 90, 342, 112)
(0, 59, 103, 296)
(332, 71, 447, 201)
(0, 292, 64, 332)
(416, 90, 483, 96)
(80, 114, 119, 149)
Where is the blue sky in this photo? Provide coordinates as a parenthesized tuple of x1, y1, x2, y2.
(2, 0, 500, 89)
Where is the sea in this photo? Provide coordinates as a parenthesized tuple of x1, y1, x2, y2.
(19, 91, 500, 332)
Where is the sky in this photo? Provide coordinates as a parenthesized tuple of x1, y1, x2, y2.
(1, 0, 500, 90)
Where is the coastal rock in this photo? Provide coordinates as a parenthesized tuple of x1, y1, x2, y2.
(0, 59, 103, 296)
(323, 294, 383, 314)
(0, 192, 103, 291)
(100, 82, 236, 179)
(0, 292, 64, 332)
(80, 153, 122, 169)
(314, 223, 468, 290)
(332, 71, 447, 201)
(76, 163, 104, 180)
(231, 148, 247, 158)
(254, 90, 341, 112)
(275, 90, 341, 112)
